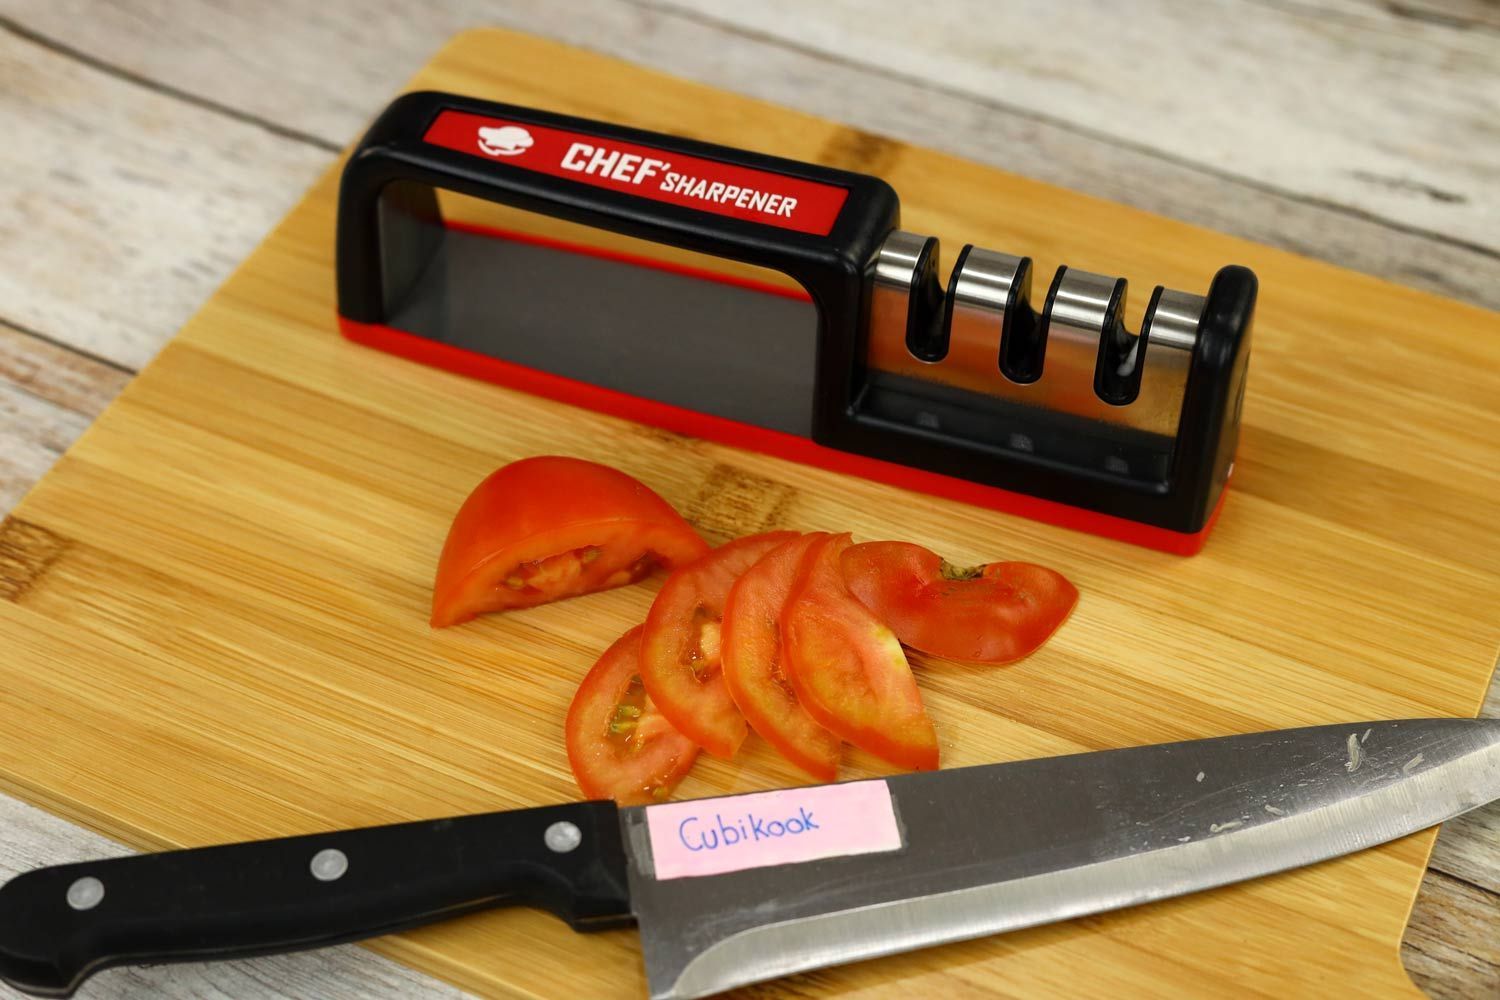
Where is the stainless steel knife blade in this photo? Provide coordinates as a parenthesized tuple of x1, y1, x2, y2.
(620, 718, 1500, 999)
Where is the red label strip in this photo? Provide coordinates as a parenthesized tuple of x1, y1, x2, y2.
(422, 110, 849, 236)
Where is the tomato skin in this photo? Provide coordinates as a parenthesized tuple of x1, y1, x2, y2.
(842, 541, 1078, 663)
(431, 456, 708, 627)
(565, 626, 700, 805)
(721, 533, 841, 781)
(781, 534, 939, 771)
(639, 532, 799, 758)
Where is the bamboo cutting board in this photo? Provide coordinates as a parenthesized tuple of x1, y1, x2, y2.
(2, 27, 1498, 999)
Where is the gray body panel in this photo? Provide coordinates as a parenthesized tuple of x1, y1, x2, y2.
(388, 229, 820, 435)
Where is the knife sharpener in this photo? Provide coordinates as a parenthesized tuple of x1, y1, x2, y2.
(336, 91, 1256, 553)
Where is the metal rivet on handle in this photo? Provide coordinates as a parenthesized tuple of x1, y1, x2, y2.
(544, 821, 582, 854)
(66, 876, 105, 911)
(310, 848, 349, 882)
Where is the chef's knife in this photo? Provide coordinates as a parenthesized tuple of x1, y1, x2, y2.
(2, 718, 1497, 998)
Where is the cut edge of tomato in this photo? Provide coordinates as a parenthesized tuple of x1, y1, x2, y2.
(638, 532, 798, 759)
(431, 517, 709, 627)
(781, 533, 940, 772)
(790, 626, 940, 772)
(565, 625, 701, 806)
(720, 532, 841, 782)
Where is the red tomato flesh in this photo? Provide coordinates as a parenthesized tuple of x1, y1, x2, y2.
(842, 541, 1078, 663)
(721, 533, 841, 781)
(639, 531, 799, 758)
(565, 626, 700, 805)
(782, 533, 939, 771)
(431, 456, 708, 627)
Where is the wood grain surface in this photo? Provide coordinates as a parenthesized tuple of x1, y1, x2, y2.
(0, 2, 1496, 997)
(1, 24, 1498, 1000)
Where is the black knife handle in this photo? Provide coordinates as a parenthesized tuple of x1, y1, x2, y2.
(0, 801, 631, 998)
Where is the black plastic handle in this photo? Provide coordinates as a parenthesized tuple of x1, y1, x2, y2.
(335, 89, 899, 326)
(334, 91, 898, 447)
(0, 802, 631, 998)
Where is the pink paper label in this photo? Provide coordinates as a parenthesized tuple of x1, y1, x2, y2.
(643, 780, 902, 880)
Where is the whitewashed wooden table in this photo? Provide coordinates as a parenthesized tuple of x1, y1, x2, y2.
(1, 1, 1496, 996)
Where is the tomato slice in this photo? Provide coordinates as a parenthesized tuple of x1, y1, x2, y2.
(565, 625, 700, 805)
(431, 456, 709, 627)
(639, 531, 800, 758)
(782, 533, 939, 771)
(842, 541, 1078, 663)
(721, 533, 841, 781)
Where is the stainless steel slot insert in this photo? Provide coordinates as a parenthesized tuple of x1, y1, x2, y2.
(863, 230, 1206, 439)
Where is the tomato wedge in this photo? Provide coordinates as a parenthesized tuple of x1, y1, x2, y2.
(639, 531, 799, 758)
(782, 533, 939, 771)
(565, 626, 700, 805)
(721, 533, 841, 781)
(842, 541, 1078, 663)
(431, 456, 709, 627)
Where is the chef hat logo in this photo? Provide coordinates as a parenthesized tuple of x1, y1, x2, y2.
(476, 125, 534, 157)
